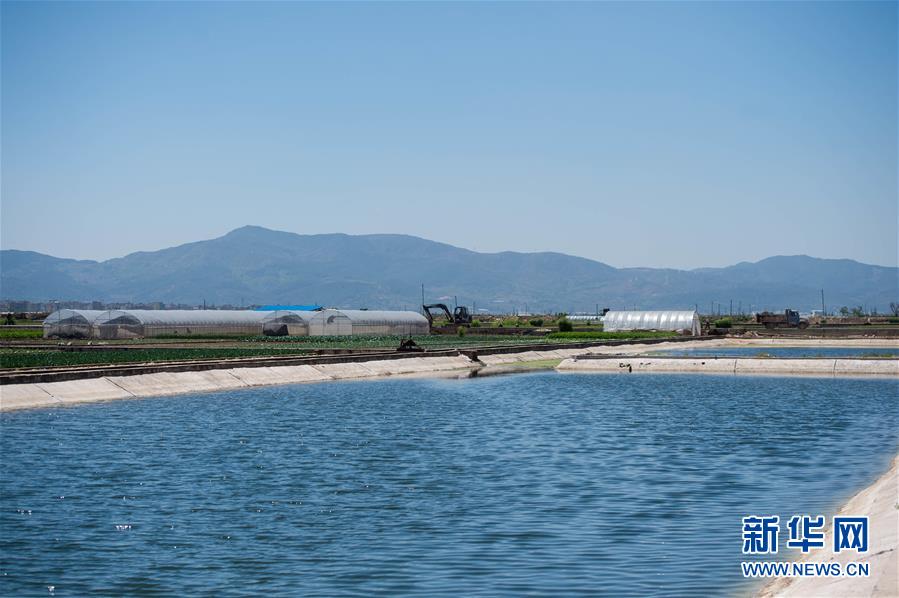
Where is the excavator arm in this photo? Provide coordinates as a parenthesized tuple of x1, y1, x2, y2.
(422, 303, 454, 326)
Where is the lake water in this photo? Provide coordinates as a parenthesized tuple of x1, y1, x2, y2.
(1, 373, 897, 596)
(648, 346, 899, 358)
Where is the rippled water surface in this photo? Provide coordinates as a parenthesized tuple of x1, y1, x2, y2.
(1, 373, 897, 596)
(649, 346, 899, 358)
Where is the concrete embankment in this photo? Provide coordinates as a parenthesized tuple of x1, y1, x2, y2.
(0, 336, 711, 386)
(720, 338, 899, 348)
(3, 338, 896, 411)
(0, 338, 716, 412)
(0, 355, 476, 412)
(557, 356, 899, 377)
(758, 455, 899, 598)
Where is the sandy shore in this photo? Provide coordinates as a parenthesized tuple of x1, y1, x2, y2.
(758, 455, 899, 598)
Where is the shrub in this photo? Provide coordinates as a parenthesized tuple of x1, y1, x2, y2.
(470, 320, 481, 328)
(558, 319, 573, 332)
(714, 318, 732, 328)
(457, 326, 466, 337)
(888, 317, 899, 324)
(529, 318, 544, 327)
(502, 318, 520, 328)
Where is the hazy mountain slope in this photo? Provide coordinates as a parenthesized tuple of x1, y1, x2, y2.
(2, 226, 896, 312)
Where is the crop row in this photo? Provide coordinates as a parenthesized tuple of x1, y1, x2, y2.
(0, 328, 44, 339)
(0, 347, 315, 369)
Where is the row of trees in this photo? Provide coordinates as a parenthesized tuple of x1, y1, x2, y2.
(836, 303, 899, 317)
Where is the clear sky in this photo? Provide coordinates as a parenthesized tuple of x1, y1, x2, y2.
(2, 1, 896, 269)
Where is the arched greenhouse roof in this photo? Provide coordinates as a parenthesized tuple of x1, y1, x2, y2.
(93, 310, 141, 326)
(93, 310, 271, 326)
(260, 310, 316, 324)
(44, 309, 105, 325)
(603, 310, 700, 335)
(337, 310, 429, 325)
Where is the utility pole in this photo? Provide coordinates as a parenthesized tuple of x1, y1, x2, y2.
(821, 289, 826, 316)
(421, 284, 425, 314)
(730, 299, 733, 317)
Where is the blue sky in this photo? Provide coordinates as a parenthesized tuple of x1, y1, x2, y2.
(2, 1, 896, 268)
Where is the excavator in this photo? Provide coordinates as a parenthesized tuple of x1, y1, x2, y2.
(422, 303, 473, 327)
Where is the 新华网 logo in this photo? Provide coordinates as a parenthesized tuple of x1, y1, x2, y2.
(740, 514, 870, 578)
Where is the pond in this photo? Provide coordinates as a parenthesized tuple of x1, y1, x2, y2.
(2, 372, 896, 596)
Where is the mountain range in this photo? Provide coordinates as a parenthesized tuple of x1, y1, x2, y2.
(2, 226, 896, 313)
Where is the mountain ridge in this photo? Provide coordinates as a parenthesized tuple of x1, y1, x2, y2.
(2, 226, 896, 312)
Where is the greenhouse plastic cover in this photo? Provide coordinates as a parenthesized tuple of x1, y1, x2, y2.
(43, 309, 106, 324)
(46, 308, 428, 333)
(339, 310, 429, 325)
(93, 310, 272, 326)
(602, 310, 700, 335)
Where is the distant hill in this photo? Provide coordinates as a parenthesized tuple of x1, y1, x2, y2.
(2, 226, 896, 313)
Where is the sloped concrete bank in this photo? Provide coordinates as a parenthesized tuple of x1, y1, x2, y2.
(556, 356, 899, 377)
(0, 355, 478, 412)
(758, 455, 899, 598)
(0, 336, 714, 386)
(0, 339, 723, 412)
(4, 339, 896, 412)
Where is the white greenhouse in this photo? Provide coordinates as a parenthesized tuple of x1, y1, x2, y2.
(567, 315, 604, 322)
(260, 310, 315, 337)
(262, 309, 428, 336)
(43, 308, 431, 339)
(602, 310, 701, 336)
(92, 310, 271, 339)
(43, 309, 106, 339)
(340, 310, 430, 336)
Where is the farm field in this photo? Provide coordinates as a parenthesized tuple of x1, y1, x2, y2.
(0, 328, 43, 340)
(0, 332, 679, 369)
(0, 347, 317, 369)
